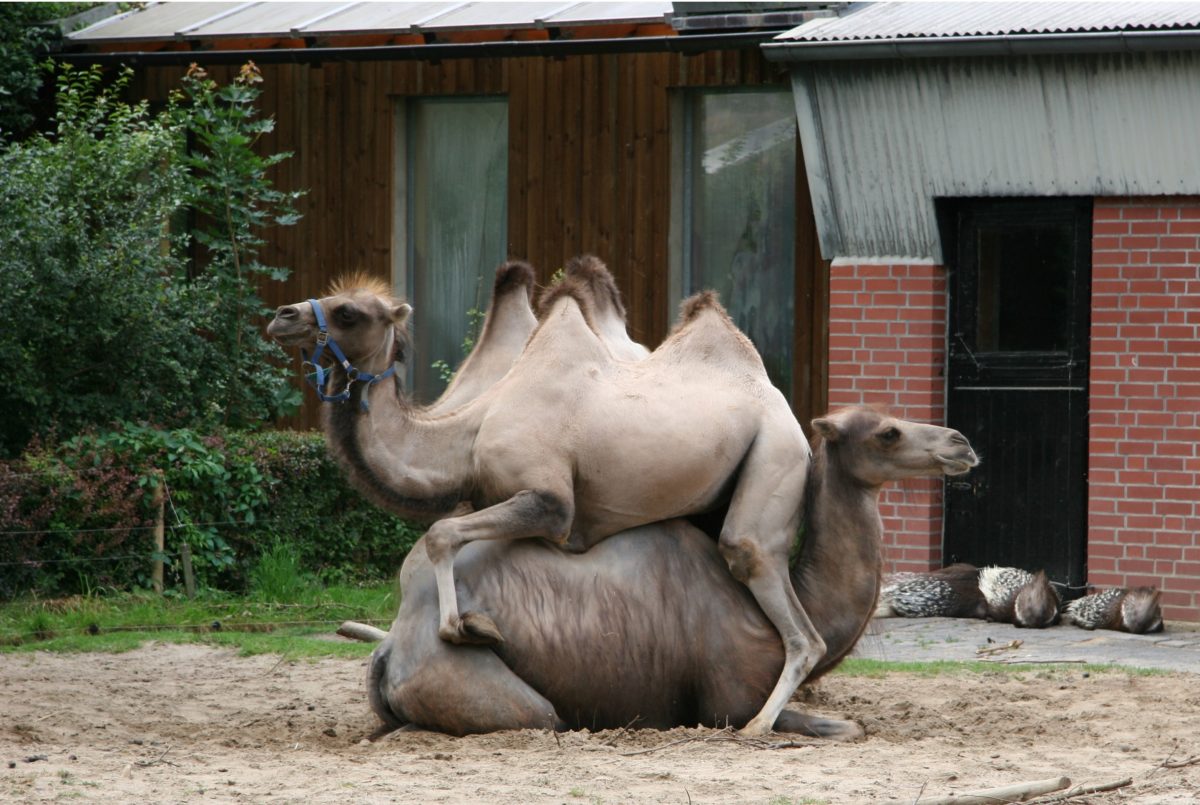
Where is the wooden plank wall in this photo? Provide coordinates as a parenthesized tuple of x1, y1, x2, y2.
(135, 46, 829, 432)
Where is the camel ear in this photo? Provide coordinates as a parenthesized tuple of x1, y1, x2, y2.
(811, 417, 842, 443)
(390, 303, 412, 327)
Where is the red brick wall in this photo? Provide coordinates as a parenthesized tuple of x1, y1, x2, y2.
(1090, 199, 1200, 622)
(826, 260, 947, 573)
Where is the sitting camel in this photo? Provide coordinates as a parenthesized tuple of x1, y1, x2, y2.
(366, 405, 979, 736)
(269, 255, 816, 735)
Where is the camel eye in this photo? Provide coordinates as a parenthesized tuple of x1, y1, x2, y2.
(878, 427, 901, 444)
(333, 305, 360, 327)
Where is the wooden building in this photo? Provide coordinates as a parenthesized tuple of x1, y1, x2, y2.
(65, 2, 833, 430)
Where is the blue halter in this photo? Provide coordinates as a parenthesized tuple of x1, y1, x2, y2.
(300, 299, 395, 412)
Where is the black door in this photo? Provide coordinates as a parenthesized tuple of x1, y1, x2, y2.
(940, 199, 1092, 589)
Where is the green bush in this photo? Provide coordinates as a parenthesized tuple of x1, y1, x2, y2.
(0, 426, 424, 599)
(0, 63, 300, 459)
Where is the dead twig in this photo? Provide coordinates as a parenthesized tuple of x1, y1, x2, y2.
(975, 640, 1023, 656)
(135, 745, 178, 768)
(885, 775, 1070, 805)
(619, 728, 733, 757)
(1162, 755, 1200, 770)
(1025, 777, 1132, 803)
(980, 659, 1087, 666)
(601, 716, 642, 747)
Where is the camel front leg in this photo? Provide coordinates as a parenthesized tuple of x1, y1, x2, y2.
(425, 489, 573, 645)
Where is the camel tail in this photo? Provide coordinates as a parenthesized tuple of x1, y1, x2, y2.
(563, 254, 628, 319)
(493, 260, 536, 301)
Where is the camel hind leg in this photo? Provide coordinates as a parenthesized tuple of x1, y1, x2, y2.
(718, 426, 824, 737)
(370, 623, 565, 737)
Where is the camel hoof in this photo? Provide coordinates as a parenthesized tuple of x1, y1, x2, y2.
(737, 721, 773, 738)
(438, 612, 504, 645)
(773, 710, 865, 742)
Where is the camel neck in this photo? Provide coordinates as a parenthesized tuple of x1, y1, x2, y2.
(322, 368, 478, 523)
(791, 444, 883, 679)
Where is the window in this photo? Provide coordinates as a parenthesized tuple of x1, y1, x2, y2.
(395, 97, 508, 402)
(671, 88, 797, 399)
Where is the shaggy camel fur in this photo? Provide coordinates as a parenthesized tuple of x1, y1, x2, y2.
(269, 255, 814, 735)
(366, 406, 979, 736)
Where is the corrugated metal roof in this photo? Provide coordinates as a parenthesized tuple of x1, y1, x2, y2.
(778, 2, 1200, 43)
(69, 1, 674, 43)
(787, 50, 1200, 260)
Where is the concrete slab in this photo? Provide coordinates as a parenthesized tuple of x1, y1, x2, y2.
(853, 616, 1200, 674)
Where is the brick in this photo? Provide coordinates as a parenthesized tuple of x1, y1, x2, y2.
(1131, 221, 1170, 235)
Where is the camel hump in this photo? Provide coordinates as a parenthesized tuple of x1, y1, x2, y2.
(493, 260, 536, 301)
(679, 290, 723, 324)
(564, 254, 628, 319)
(536, 260, 598, 324)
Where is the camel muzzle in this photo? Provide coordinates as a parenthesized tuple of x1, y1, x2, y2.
(296, 299, 395, 412)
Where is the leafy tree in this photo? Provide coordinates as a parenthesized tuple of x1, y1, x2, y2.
(0, 63, 301, 457)
(171, 62, 303, 426)
(0, 3, 91, 141)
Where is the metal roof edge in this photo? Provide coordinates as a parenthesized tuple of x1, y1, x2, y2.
(66, 3, 146, 40)
(762, 29, 1200, 61)
(56, 29, 777, 67)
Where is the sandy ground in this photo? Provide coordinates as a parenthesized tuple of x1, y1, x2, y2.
(1, 643, 1198, 804)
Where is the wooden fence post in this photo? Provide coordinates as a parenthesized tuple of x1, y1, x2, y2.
(151, 472, 165, 594)
(180, 542, 196, 600)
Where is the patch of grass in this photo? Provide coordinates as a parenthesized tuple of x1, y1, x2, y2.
(249, 540, 316, 602)
(0, 581, 396, 657)
(834, 658, 1170, 677)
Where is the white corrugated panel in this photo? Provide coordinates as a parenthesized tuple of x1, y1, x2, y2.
(301, 3, 464, 35)
(414, 3, 581, 31)
(69, 1, 674, 42)
(780, 1, 1200, 42)
(70, 2, 242, 41)
(546, 1, 671, 25)
(188, 3, 344, 37)
(792, 51, 1200, 260)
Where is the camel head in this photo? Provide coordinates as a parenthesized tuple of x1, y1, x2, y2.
(810, 406, 979, 487)
(268, 274, 412, 385)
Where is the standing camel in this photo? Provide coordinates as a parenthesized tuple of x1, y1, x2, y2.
(269, 256, 815, 735)
(365, 406, 979, 736)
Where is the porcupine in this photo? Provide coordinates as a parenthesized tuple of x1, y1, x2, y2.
(875, 563, 1060, 628)
(1063, 586, 1163, 633)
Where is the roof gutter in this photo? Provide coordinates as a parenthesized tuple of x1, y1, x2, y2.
(57, 30, 778, 67)
(762, 28, 1200, 62)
